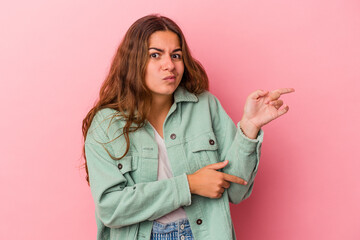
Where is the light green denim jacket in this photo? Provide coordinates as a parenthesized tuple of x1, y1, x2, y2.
(85, 87, 264, 240)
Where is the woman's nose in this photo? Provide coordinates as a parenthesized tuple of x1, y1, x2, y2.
(161, 56, 175, 71)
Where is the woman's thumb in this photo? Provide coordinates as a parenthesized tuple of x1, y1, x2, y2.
(206, 160, 229, 170)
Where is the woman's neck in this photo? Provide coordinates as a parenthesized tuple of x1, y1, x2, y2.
(147, 94, 174, 138)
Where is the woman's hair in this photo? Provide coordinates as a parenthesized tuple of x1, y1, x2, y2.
(82, 14, 209, 184)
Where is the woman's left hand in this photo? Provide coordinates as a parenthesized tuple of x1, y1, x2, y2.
(240, 88, 295, 139)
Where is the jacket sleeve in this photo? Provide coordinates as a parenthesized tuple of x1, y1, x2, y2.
(85, 110, 192, 228)
(209, 94, 264, 204)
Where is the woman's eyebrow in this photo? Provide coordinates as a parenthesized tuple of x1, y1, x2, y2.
(148, 47, 182, 53)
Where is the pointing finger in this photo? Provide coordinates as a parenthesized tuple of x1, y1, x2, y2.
(266, 88, 295, 103)
(222, 173, 248, 185)
(277, 88, 295, 95)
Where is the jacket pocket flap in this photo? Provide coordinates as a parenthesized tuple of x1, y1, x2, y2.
(190, 132, 218, 152)
(117, 156, 137, 174)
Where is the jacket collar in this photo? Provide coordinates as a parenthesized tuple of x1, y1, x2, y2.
(173, 86, 198, 103)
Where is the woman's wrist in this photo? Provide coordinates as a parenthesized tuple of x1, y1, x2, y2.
(239, 119, 260, 139)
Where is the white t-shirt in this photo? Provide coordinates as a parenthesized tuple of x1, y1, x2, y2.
(152, 126, 188, 224)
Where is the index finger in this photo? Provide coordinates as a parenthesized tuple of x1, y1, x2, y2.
(222, 173, 248, 185)
(266, 88, 295, 103)
(275, 88, 295, 95)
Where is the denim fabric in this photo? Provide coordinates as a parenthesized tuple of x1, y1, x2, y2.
(150, 218, 194, 240)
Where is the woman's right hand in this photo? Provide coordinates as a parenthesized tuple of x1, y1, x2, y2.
(186, 160, 248, 199)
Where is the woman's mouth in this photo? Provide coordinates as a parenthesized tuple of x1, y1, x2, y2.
(163, 75, 176, 80)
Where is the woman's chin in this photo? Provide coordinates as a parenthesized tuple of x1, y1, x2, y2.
(151, 86, 179, 96)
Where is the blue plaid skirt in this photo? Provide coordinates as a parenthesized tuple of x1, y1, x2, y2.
(150, 218, 194, 240)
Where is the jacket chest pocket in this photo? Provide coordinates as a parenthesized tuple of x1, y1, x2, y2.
(190, 131, 219, 170)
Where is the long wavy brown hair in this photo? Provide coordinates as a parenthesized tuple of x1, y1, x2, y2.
(82, 14, 209, 184)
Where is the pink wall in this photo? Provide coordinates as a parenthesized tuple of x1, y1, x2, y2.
(1, 0, 359, 239)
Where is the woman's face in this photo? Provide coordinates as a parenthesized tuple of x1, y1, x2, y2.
(145, 31, 184, 99)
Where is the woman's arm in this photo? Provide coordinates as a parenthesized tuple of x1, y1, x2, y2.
(210, 88, 294, 203)
(86, 142, 191, 228)
(210, 99, 263, 204)
(85, 110, 192, 228)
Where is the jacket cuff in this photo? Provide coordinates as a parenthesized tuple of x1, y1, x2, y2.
(173, 173, 192, 207)
(236, 122, 264, 153)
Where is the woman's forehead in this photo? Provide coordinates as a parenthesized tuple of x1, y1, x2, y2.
(148, 31, 181, 49)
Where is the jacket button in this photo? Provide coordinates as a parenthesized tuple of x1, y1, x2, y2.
(196, 219, 202, 225)
(209, 139, 215, 145)
(117, 163, 123, 170)
(170, 133, 176, 140)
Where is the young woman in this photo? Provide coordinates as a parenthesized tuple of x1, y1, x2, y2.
(82, 14, 294, 240)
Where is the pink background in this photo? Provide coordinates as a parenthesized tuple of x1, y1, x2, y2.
(1, 0, 359, 239)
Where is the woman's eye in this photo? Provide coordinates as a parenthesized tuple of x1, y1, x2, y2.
(172, 54, 182, 59)
(150, 53, 160, 58)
